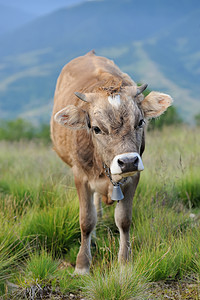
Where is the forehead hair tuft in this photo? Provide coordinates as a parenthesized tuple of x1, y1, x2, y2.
(97, 80, 123, 96)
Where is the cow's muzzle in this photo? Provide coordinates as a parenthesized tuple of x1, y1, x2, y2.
(110, 153, 144, 176)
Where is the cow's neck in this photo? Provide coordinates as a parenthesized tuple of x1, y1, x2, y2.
(75, 129, 104, 179)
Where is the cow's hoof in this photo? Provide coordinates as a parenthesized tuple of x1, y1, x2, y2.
(74, 267, 89, 275)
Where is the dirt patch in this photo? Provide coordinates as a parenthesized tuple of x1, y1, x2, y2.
(149, 279, 200, 300)
(6, 278, 200, 299)
(6, 282, 84, 300)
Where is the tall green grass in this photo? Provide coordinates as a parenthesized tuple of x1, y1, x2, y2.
(23, 250, 60, 282)
(0, 126, 200, 298)
(83, 264, 149, 300)
(0, 223, 27, 296)
(20, 204, 80, 255)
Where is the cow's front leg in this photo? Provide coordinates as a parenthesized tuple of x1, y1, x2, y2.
(114, 176, 139, 262)
(114, 197, 133, 262)
(93, 192, 102, 219)
(74, 176, 97, 275)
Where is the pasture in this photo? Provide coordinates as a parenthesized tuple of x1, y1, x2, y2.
(0, 125, 200, 299)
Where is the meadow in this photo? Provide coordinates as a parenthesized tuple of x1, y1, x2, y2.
(0, 125, 200, 299)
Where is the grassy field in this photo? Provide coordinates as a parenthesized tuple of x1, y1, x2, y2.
(0, 125, 200, 299)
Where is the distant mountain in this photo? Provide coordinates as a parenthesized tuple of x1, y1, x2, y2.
(0, 4, 35, 36)
(0, 0, 199, 124)
(143, 9, 200, 119)
(0, 0, 84, 16)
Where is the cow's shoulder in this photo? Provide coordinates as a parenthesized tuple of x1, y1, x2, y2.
(75, 130, 93, 170)
(75, 129, 104, 177)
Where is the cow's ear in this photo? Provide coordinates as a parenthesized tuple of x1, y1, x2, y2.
(141, 92, 173, 119)
(54, 105, 88, 129)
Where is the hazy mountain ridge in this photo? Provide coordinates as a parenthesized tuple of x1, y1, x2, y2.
(0, 4, 35, 36)
(0, 0, 199, 123)
(0, 0, 84, 16)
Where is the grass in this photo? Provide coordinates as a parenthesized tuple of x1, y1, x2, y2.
(0, 125, 200, 298)
(0, 224, 27, 296)
(20, 204, 80, 255)
(82, 264, 149, 300)
(12, 250, 60, 299)
(22, 250, 60, 283)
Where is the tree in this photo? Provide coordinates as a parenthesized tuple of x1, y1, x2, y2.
(194, 113, 200, 127)
(35, 124, 50, 143)
(0, 119, 51, 143)
(0, 118, 35, 141)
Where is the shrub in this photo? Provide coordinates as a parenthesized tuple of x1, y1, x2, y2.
(35, 123, 50, 143)
(0, 118, 50, 143)
(0, 119, 35, 141)
(194, 113, 200, 127)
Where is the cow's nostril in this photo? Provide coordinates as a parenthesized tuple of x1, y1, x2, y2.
(133, 156, 139, 167)
(118, 159, 125, 167)
(117, 156, 139, 172)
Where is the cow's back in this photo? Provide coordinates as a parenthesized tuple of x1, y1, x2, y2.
(51, 51, 135, 167)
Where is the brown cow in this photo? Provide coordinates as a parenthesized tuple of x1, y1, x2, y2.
(51, 50, 172, 274)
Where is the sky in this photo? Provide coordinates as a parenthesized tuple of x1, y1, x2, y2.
(0, 0, 86, 15)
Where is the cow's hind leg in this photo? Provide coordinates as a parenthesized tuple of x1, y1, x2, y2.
(114, 198, 132, 262)
(74, 176, 97, 275)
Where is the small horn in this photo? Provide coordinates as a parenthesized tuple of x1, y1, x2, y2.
(74, 92, 87, 102)
(136, 83, 148, 96)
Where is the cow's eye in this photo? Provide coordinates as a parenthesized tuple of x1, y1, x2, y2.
(136, 119, 145, 129)
(93, 126, 102, 134)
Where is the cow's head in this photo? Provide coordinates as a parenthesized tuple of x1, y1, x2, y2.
(54, 84, 172, 181)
